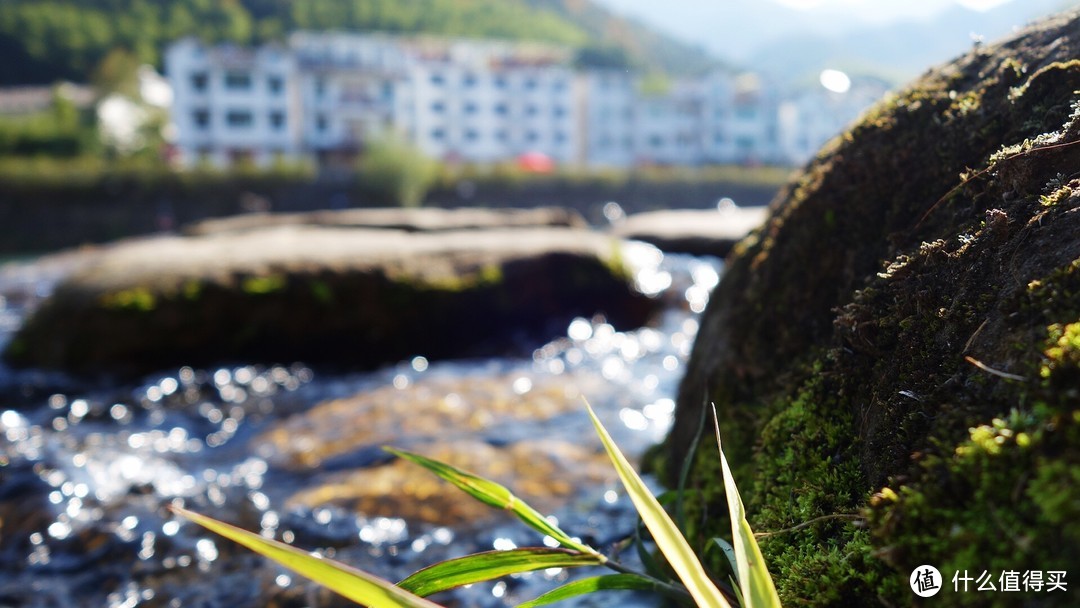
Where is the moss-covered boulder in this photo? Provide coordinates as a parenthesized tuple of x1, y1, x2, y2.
(4, 225, 656, 376)
(664, 10, 1080, 605)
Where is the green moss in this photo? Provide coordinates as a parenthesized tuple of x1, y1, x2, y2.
(400, 263, 504, 292)
(749, 369, 889, 603)
(101, 286, 156, 311)
(677, 362, 890, 604)
(182, 279, 203, 300)
(867, 405, 1080, 606)
(309, 279, 334, 304)
(1038, 185, 1072, 207)
(1041, 321, 1080, 384)
(241, 274, 286, 295)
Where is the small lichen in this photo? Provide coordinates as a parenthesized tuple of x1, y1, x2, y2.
(241, 274, 286, 295)
(101, 287, 156, 311)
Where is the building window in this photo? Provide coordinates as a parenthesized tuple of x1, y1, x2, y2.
(464, 102, 478, 115)
(555, 132, 567, 144)
(269, 111, 285, 130)
(191, 72, 208, 92)
(525, 105, 538, 117)
(193, 109, 210, 129)
(496, 130, 508, 142)
(524, 78, 537, 90)
(526, 131, 539, 143)
(268, 76, 284, 94)
(315, 78, 326, 99)
(316, 114, 328, 132)
(431, 101, 446, 113)
(465, 129, 479, 141)
(463, 74, 477, 88)
(493, 75, 507, 89)
(494, 103, 508, 116)
(714, 131, 724, 144)
(649, 135, 664, 148)
(431, 128, 445, 140)
(224, 72, 252, 90)
(553, 106, 567, 118)
(430, 73, 445, 86)
(226, 110, 253, 128)
(552, 79, 567, 92)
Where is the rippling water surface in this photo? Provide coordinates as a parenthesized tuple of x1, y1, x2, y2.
(0, 246, 720, 607)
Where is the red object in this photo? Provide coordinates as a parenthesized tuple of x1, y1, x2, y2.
(517, 151, 555, 173)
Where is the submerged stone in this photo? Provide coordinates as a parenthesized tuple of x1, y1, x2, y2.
(609, 207, 768, 257)
(663, 9, 1080, 605)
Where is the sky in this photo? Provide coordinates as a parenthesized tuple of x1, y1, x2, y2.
(767, 0, 1015, 16)
(589, 0, 1030, 61)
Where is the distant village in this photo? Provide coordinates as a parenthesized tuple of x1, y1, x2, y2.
(1, 32, 892, 171)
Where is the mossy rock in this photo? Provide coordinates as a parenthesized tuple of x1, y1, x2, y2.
(664, 10, 1080, 606)
(3, 226, 657, 376)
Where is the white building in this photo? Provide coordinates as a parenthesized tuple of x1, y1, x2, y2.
(166, 39, 300, 166)
(581, 70, 636, 168)
(397, 40, 577, 164)
(706, 73, 784, 165)
(164, 34, 886, 170)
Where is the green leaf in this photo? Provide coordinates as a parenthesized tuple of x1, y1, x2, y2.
(633, 517, 666, 581)
(171, 506, 442, 608)
(384, 447, 596, 555)
(708, 537, 739, 583)
(517, 574, 657, 607)
(397, 548, 603, 597)
(712, 405, 783, 608)
(677, 396, 711, 530)
(584, 402, 732, 608)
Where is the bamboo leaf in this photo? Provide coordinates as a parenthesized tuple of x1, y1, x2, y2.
(172, 506, 442, 608)
(384, 447, 595, 555)
(397, 548, 603, 597)
(712, 405, 782, 608)
(517, 574, 656, 607)
(585, 401, 732, 608)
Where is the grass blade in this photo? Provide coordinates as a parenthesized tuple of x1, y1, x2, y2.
(172, 506, 442, 608)
(709, 537, 739, 582)
(517, 574, 657, 607)
(585, 401, 732, 608)
(677, 394, 711, 530)
(397, 548, 602, 597)
(384, 447, 595, 555)
(712, 404, 782, 608)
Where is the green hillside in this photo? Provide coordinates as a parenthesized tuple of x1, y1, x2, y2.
(0, 0, 716, 86)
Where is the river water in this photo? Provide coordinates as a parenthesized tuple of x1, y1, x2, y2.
(0, 245, 721, 608)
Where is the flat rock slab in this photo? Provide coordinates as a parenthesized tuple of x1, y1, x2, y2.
(184, 206, 587, 236)
(4, 225, 656, 376)
(610, 207, 767, 257)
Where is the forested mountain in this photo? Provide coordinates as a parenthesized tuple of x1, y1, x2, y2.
(0, 0, 715, 86)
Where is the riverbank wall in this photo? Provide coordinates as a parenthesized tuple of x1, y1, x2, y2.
(0, 171, 784, 255)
